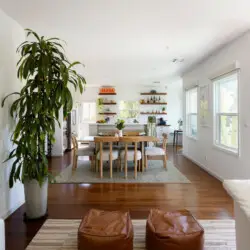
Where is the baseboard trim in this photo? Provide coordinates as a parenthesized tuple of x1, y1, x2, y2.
(182, 152, 224, 182)
(2, 199, 24, 219)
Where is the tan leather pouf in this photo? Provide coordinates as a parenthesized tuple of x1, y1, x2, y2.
(146, 209, 204, 250)
(78, 209, 133, 250)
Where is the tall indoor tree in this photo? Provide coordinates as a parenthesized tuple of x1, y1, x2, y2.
(2, 29, 86, 219)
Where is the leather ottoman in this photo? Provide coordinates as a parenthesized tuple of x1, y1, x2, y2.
(146, 209, 204, 250)
(78, 209, 133, 250)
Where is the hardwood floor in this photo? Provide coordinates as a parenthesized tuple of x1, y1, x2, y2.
(5, 146, 233, 250)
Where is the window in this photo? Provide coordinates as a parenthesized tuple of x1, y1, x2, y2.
(186, 87, 198, 138)
(119, 101, 140, 119)
(213, 71, 239, 153)
(82, 102, 96, 122)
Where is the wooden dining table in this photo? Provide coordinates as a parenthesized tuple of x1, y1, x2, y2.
(78, 135, 159, 177)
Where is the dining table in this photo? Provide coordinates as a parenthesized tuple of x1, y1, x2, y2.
(78, 135, 159, 176)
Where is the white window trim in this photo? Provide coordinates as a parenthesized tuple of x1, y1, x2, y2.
(185, 86, 198, 139)
(212, 70, 240, 156)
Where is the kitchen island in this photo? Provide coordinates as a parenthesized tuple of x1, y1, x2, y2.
(89, 123, 147, 135)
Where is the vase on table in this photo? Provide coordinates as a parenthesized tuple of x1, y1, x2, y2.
(118, 130, 123, 137)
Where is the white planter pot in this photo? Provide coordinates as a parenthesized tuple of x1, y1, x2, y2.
(0, 219, 4, 250)
(118, 130, 123, 137)
(24, 178, 48, 219)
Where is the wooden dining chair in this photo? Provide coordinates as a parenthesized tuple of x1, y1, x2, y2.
(119, 136, 142, 179)
(144, 133, 168, 170)
(71, 135, 95, 170)
(123, 131, 144, 136)
(94, 136, 119, 179)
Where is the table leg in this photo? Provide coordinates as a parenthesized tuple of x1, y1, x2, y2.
(141, 142, 145, 172)
(176, 132, 179, 148)
(173, 131, 176, 147)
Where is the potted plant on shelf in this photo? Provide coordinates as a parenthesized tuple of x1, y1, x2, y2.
(115, 119, 125, 137)
(162, 107, 166, 113)
(1, 29, 86, 220)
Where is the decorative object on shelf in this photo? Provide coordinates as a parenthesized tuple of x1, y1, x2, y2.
(96, 119, 106, 123)
(162, 107, 166, 112)
(115, 119, 125, 137)
(178, 118, 183, 130)
(158, 117, 166, 126)
(1, 29, 86, 220)
(150, 89, 157, 94)
(97, 98, 103, 105)
(133, 119, 139, 123)
(99, 86, 116, 95)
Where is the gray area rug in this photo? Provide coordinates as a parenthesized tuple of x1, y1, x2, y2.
(26, 219, 236, 249)
(55, 160, 190, 183)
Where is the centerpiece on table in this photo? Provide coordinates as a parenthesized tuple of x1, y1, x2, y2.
(115, 119, 125, 137)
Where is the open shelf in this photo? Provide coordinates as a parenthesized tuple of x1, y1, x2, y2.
(99, 112, 117, 115)
(140, 112, 167, 115)
(140, 93, 167, 95)
(98, 93, 117, 95)
(102, 102, 117, 105)
(140, 102, 167, 105)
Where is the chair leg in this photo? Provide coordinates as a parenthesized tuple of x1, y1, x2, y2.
(110, 160, 113, 179)
(145, 155, 148, 169)
(74, 155, 78, 169)
(125, 159, 127, 179)
(163, 155, 167, 170)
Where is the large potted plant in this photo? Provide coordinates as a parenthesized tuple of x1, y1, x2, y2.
(2, 29, 86, 219)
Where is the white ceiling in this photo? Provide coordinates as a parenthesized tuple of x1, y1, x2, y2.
(1, 0, 250, 86)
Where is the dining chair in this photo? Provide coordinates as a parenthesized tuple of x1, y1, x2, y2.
(144, 133, 168, 170)
(119, 137, 142, 179)
(94, 136, 119, 178)
(71, 135, 95, 170)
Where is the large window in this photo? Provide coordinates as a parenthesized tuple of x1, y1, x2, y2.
(119, 101, 140, 119)
(186, 87, 198, 138)
(213, 71, 239, 153)
(82, 102, 96, 122)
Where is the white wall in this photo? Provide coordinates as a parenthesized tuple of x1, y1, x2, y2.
(0, 9, 25, 218)
(182, 31, 250, 181)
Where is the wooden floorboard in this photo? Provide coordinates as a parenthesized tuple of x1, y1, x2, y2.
(4, 146, 233, 250)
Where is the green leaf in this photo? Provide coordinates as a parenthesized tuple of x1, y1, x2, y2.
(1, 92, 20, 107)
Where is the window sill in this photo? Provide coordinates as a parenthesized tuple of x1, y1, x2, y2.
(213, 144, 239, 157)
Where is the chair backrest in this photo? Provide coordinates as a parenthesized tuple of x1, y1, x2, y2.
(123, 131, 141, 136)
(94, 136, 119, 143)
(162, 133, 168, 151)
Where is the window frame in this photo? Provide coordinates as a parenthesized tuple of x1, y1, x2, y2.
(185, 86, 198, 139)
(82, 102, 97, 122)
(213, 70, 240, 155)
